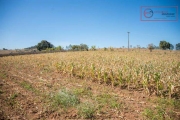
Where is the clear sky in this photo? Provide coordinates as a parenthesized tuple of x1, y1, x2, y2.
(0, 0, 180, 49)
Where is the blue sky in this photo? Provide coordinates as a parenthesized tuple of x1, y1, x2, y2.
(0, 0, 180, 49)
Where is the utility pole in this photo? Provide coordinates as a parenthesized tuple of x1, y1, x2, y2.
(127, 32, 130, 51)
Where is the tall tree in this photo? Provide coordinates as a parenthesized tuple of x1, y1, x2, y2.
(159, 41, 170, 50)
(37, 40, 54, 51)
(80, 44, 89, 51)
(176, 43, 180, 50)
(170, 44, 174, 50)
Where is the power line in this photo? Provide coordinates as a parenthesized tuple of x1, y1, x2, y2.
(127, 32, 130, 51)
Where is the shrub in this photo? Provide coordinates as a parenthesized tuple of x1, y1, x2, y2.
(77, 102, 96, 119)
(52, 89, 80, 108)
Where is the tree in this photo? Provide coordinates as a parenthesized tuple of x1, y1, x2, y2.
(148, 43, 154, 52)
(159, 41, 170, 50)
(71, 45, 79, 51)
(109, 46, 114, 51)
(137, 45, 141, 49)
(79, 44, 89, 51)
(153, 45, 159, 49)
(176, 43, 180, 50)
(104, 47, 107, 51)
(91, 46, 96, 51)
(25, 45, 37, 50)
(170, 44, 174, 50)
(55, 46, 63, 51)
(3, 48, 7, 50)
(36, 40, 54, 51)
(67, 44, 88, 51)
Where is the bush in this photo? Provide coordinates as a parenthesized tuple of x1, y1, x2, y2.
(109, 47, 114, 51)
(148, 44, 154, 52)
(52, 89, 80, 108)
(104, 47, 107, 51)
(77, 102, 96, 119)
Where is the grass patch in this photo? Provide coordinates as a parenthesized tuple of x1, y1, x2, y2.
(20, 81, 34, 91)
(10, 93, 18, 99)
(143, 107, 167, 120)
(143, 98, 180, 120)
(77, 102, 96, 119)
(52, 89, 80, 109)
(7, 93, 18, 107)
(20, 81, 39, 94)
(95, 93, 122, 109)
(0, 72, 7, 79)
(73, 87, 92, 97)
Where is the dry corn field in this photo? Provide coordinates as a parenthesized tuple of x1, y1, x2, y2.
(0, 50, 180, 119)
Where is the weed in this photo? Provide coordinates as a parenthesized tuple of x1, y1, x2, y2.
(143, 98, 180, 120)
(143, 106, 167, 120)
(20, 81, 39, 94)
(173, 99, 180, 110)
(52, 89, 80, 108)
(0, 72, 7, 79)
(20, 81, 34, 91)
(10, 93, 18, 99)
(7, 93, 18, 107)
(95, 93, 122, 109)
(110, 99, 122, 109)
(142, 108, 154, 119)
(73, 87, 92, 97)
(77, 102, 96, 119)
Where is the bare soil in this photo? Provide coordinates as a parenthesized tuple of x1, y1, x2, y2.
(0, 67, 155, 120)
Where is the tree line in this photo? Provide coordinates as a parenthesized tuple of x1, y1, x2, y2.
(38, 40, 180, 50)
(36, 40, 180, 51)
(3, 40, 177, 51)
(32, 40, 97, 51)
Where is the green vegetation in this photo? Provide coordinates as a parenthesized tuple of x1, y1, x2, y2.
(143, 108, 164, 120)
(104, 47, 107, 51)
(10, 93, 18, 99)
(159, 40, 170, 50)
(7, 93, 18, 107)
(20, 81, 38, 93)
(52, 89, 80, 108)
(95, 93, 122, 109)
(109, 46, 114, 51)
(148, 43, 154, 52)
(67, 44, 89, 51)
(73, 87, 92, 97)
(176, 43, 180, 50)
(37, 40, 54, 51)
(77, 102, 96, 119)
(0, 89, 3, 94)
(91, 45, 96, 51)
(0, 72, 7, 79)
(143, 98, 180, 120)
(20, 81, 33, 91)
